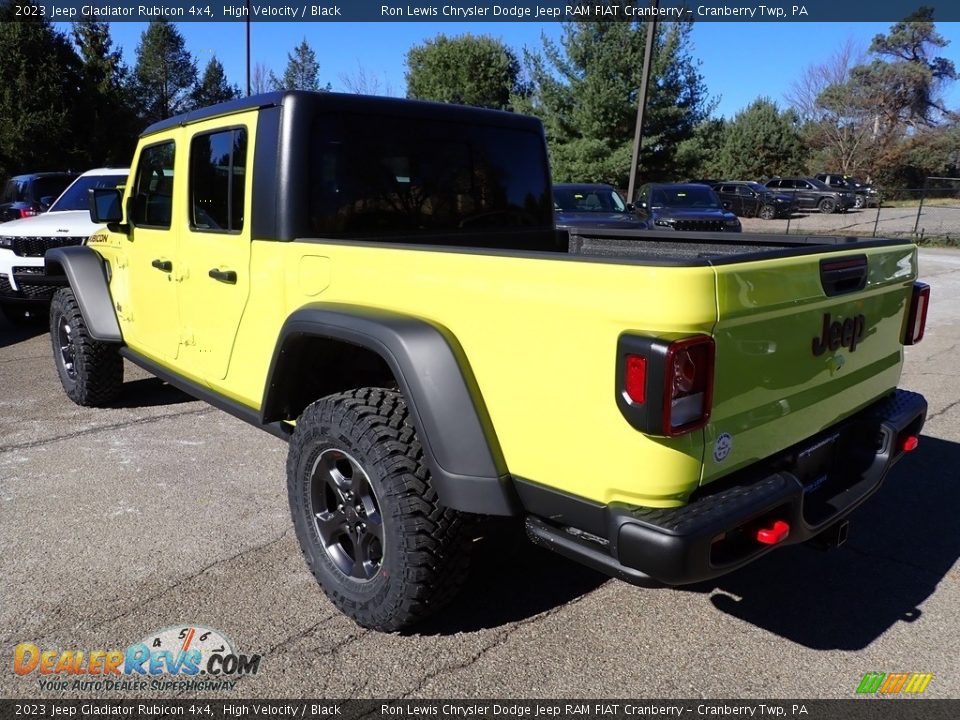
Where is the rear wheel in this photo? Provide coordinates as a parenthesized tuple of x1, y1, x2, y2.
(287, 387, 474, 631)
(49, 288, 123, 406)
(818, 197, 837, 214)
(758, 204, 776, 220)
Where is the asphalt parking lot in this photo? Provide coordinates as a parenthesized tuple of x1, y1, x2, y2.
(1, 248, 959, 700)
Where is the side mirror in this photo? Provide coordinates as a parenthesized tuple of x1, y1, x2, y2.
(625, 202, 634, 212)
(722, 201, 732, 210)
(89, 187, 123, 224)
(39, 196, 55, 210)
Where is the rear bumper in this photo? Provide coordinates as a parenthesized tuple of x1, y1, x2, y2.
(523, 389, 927, 587)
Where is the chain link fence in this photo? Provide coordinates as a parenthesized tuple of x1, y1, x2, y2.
(740, 177, 960, 246)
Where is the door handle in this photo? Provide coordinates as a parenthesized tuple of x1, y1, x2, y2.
(151, 259, 172, 272)
(208, 268, 237, 284)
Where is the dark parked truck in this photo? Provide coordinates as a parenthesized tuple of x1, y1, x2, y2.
(635, 182, 742, 231)
(45, 92, 929, 631)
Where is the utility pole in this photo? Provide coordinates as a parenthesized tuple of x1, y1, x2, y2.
(245, 1, 251, 96)
(627, 1, 659, 205)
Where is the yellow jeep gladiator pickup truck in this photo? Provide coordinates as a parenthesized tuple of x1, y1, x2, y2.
(45, 92, 929, 631)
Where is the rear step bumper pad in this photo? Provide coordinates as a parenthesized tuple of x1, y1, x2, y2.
(526, 389, 927, 587)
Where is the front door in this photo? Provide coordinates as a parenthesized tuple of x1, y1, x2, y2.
(124, 139, 181, 361)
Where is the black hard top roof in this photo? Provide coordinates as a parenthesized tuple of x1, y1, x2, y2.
(142, 91, 544, 137)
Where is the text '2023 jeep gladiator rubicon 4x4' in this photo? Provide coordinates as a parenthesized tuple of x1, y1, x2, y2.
(45, 92, 929, 631)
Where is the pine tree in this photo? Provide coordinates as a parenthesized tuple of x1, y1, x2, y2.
(0, 5, 84, 178)
(190, 57, 241, 109)
(405, 34, 522, 110)
(715, 98, 808, 180)
(133, 19, 197, 124)
(518, 20, 713, 188)
(271, 38, 329, 91)
(72, 20, 138, 165)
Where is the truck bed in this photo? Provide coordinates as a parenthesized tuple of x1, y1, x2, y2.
(567, 228, 903, 263)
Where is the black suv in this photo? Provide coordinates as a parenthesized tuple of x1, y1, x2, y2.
(635, 183, 741, 232)
(712, 181, 793, 219)
(764, 177, 855, 214)
(553, 183, 648, 230)
(815, 173, 879, 209)
(0, 172, 78, 222)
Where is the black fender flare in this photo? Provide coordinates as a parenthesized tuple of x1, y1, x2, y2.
(261, 303, 519, 516)
(44, 246, 122, 343)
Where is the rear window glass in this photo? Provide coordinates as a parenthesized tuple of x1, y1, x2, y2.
(1, 179, 25, 203)
(308, 113, 552, 238)
(34, 176, 75, 202)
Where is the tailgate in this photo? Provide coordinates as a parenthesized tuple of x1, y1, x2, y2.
(703, 243, 917, 485)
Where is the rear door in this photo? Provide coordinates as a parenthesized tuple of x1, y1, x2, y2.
(702, 244, 917, 485)
(176, 114, 255, 386)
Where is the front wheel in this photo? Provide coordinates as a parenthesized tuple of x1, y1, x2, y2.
(818, 197, 837, 214)
(49, 288, 123, 406)
(758, 204, 776, 220)
(287, 387, 474, 631)
(854, 194, 866, 209)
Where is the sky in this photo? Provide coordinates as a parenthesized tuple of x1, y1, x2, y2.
(54, 20, 960, 119)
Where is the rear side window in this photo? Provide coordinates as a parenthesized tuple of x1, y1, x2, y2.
(308, 113, 552, 239)
(190, 128, 247, 232)
(131, 142, 176, 229)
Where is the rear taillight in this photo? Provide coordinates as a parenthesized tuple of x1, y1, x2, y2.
(904, 282, 930, 345)
(624, 355, 647, 404)
(18, 208, 37, 218)
(616, 334, 715, 436)
(663, 336, 715, 435)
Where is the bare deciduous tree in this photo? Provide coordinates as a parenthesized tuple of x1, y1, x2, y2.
(786, 39, 874, 175)
(252, 62, 270, 95)
(338, 62, 394, 97)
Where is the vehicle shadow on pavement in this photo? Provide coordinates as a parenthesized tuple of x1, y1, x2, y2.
(411, 518, 608, 635)
(0, 318, 46, 349)
(683, 434, 960, 650)
(110, 377, 195, 408)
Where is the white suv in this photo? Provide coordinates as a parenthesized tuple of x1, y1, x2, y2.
(0, 167, 128, 324)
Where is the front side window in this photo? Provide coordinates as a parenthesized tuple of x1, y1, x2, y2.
(190, 128, 247, 232)
(131, 142, 176, 229)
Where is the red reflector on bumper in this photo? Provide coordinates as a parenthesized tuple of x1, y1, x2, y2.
(756, 520, 790, 545)
(901, 435, 919, 453)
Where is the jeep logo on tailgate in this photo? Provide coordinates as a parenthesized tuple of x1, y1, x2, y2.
(812, 312, 867, 356)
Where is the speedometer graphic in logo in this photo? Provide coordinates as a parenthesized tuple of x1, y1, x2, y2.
(138, 625, 234, 673)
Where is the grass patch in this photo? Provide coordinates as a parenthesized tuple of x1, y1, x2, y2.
(881, 198, 960, 208)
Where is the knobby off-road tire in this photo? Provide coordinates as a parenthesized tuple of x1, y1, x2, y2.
(49, 287, 123, 407)
(287, 387, 474, 631)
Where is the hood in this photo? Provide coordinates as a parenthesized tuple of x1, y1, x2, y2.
(555, 211, 647, 229)
(653, 207, 737, 222)
(0, 210, 102, 238)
